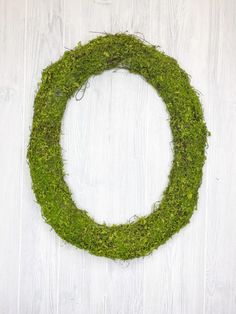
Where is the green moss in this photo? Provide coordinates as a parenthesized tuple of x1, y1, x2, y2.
(27, 33, 208, 260)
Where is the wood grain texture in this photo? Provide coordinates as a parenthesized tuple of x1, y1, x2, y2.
(0, 1, 25, 313)
(0, 0, 236, 313)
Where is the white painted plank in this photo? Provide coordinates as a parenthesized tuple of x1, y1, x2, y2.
(17, 0, 64, 313)
(0, 0, 25, 313)
(205, 0, 236, 313)
(142, 1, 211, 313)
(59, 1, 149, 313)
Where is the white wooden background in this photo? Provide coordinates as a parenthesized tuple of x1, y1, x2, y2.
(1, 0, 236, 313)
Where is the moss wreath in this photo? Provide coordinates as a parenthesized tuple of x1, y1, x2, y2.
(27, 33, 208, 260)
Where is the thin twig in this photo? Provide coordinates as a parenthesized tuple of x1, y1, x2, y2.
(75, 81, 90, 101)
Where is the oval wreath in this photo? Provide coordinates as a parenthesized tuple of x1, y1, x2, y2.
(27, 33, 208, 260)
